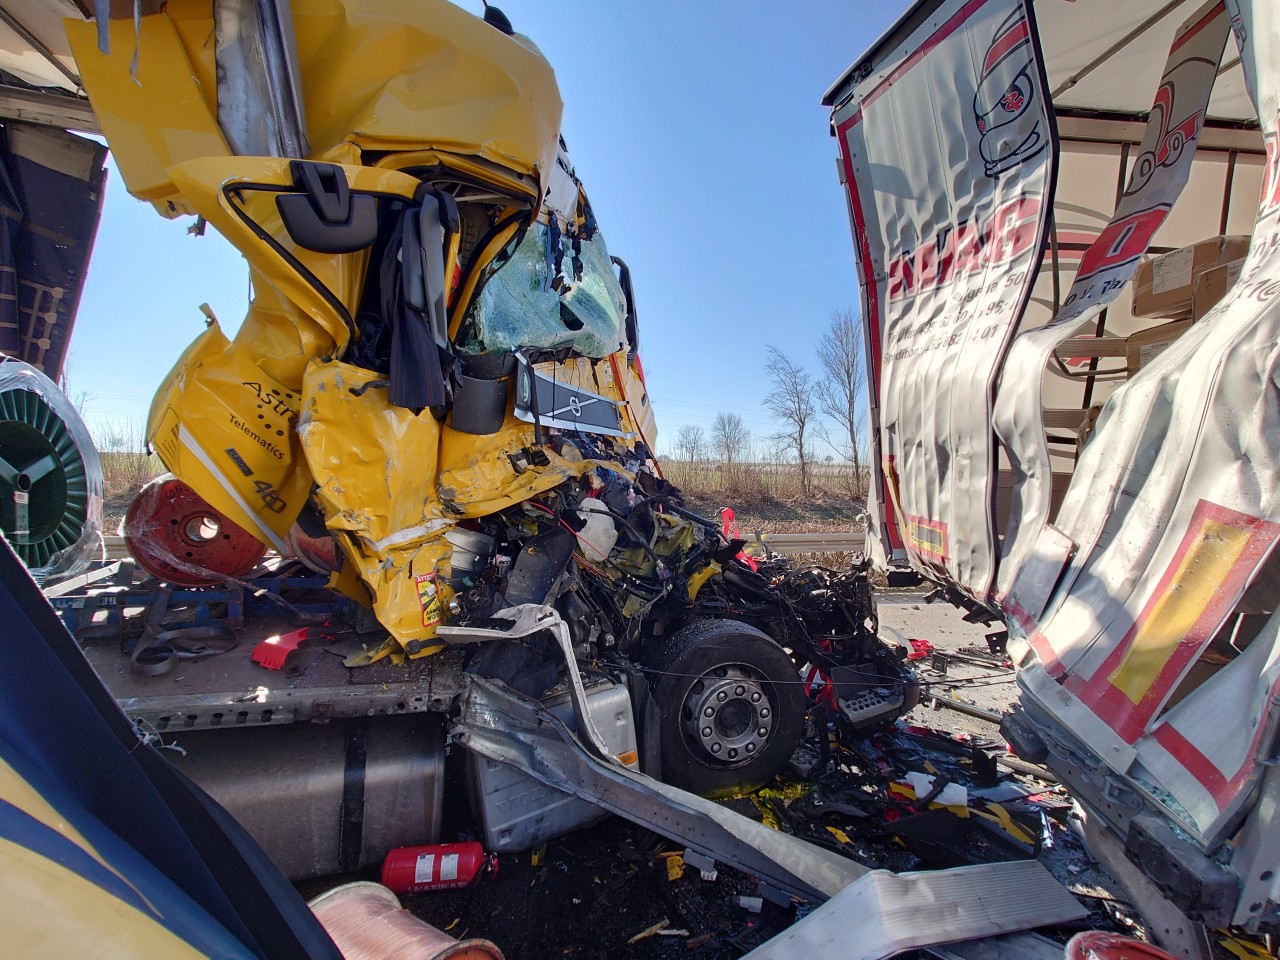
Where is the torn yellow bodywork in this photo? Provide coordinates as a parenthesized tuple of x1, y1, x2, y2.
(144, 158, 420, 547)
(67, 0, 561, 211)
(72, 0, 657, 652)
(299, 360, 452, 649)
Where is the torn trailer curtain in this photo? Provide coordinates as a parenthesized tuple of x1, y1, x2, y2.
(831, 0, 1280, 912)
(0, 123, 106, 382)
(826, 0, 1057, 599)
(1007, 0, 1280, 861)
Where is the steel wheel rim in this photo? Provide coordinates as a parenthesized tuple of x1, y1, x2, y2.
(679, 663, 775, 767)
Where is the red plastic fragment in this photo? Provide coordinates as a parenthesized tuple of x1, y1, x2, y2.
(906, 638, 935, 660)
(251, 627, 309, 670)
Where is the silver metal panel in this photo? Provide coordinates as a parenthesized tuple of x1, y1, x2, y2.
(741, 860, 1087, 960)
(467, 680, 637, 852)
(170, 714, 446, 880)
(214, 0, 309, 157)
(455, 676, 869, 903)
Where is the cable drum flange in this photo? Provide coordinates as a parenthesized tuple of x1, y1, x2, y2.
(124, 475, 267, 586)
(0, 359, 103, 582)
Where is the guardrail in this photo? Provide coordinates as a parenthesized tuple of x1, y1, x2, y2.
(744, 531, 867, 555)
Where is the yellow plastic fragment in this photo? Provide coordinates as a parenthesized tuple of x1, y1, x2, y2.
(666, 855, 685, 882)
(686, 561, 722, 601)
(531, 844, 546, 867)
(1220, 935, 1271, 960)
(825, 826, 853, 846)
(972, 803, 1037, 846)
(888, 780, 970, 817)
(343, 637, 402, 668)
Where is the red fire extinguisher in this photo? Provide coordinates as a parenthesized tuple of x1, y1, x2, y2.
(381, 842, 497, 894)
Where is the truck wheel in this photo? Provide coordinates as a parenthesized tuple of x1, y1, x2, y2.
(652, 620, 804, 797)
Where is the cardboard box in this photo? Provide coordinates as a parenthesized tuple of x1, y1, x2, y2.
(1192, 258, 1245, 321)
(1131, 235, 1251, 318)
(1127, 319, 1193, 375)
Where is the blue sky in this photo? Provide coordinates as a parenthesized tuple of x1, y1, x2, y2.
(68, 1, 908, 453)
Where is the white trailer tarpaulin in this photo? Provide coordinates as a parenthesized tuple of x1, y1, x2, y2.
(1010, 0, 1280, 851)
(993, 2, 1231, 616)
(831, 0, 1055, 598)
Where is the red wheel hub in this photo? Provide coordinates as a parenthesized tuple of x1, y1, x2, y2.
(124, 475, 267, 586)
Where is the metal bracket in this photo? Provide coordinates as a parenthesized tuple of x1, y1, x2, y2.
(437, 604, 614, 760)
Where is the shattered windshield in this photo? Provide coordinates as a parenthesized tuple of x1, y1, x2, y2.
(457, 222, 628, 358)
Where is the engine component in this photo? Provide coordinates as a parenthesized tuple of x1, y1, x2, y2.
(445, 527, 496, 579)
(651, 619, 805, 797)
(0, 358, 103, 582)
(171, 715, 446, 881)
(124, 474, 267, 585)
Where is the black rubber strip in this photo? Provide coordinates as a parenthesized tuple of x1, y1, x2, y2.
(337, 718, 368, 873)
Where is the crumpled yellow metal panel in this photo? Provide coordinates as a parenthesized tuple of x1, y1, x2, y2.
(436, 416, 620, 520)
(299, 359, 454, 650)
(145, 158, 420, 544)
(67, 0, 561, 202)
(65, 14, 228, 216)
(292, 0, 561, 179)
(147, 319, 312, 552)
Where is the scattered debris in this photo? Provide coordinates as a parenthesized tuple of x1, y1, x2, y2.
(682, 849, 718, 882)
(251, 628, 311, 670)
(627, 919, 671, 944)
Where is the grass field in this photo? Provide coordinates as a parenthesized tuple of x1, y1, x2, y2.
(93, 438, 867, 562)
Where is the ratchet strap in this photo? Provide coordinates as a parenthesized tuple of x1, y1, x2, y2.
(129, 586, 238, 676)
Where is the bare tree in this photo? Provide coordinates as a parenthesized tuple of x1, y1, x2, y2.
(815, 308, 868, 497)
(674, 424, 708, 462)
(762, 346, 817, 495)
(711, 412, 749, 466)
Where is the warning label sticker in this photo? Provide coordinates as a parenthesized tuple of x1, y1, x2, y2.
(440, 853, 460, 882)
(415, 571, 443, 628)
(414, 852, 435, 884)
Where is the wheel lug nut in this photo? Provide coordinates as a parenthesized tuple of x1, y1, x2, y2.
(711, 743, 722, 754)
(746, 743, 756, 754)
(751, 692, 761, 702)
(760, 708, 769, 718)
(716, 691, 727, 702)
(704, 707, 714, 718)
(758, 727, 768, 737)
(728, 749, 738, 760)
(702, 726, 712, 738)
(735, 685, 745, 696)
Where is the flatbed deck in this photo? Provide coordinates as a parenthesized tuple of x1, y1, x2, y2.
(52, 561, 468, 732)
(77, 632, 467, 731)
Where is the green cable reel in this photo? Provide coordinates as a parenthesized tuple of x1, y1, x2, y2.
(0, 360, 102, 580)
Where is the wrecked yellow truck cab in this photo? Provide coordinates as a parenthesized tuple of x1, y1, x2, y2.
(70, 0, 651, 650)
(43, 0, 918, 822)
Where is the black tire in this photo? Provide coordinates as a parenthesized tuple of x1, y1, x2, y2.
(651, 619, 804, 797)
